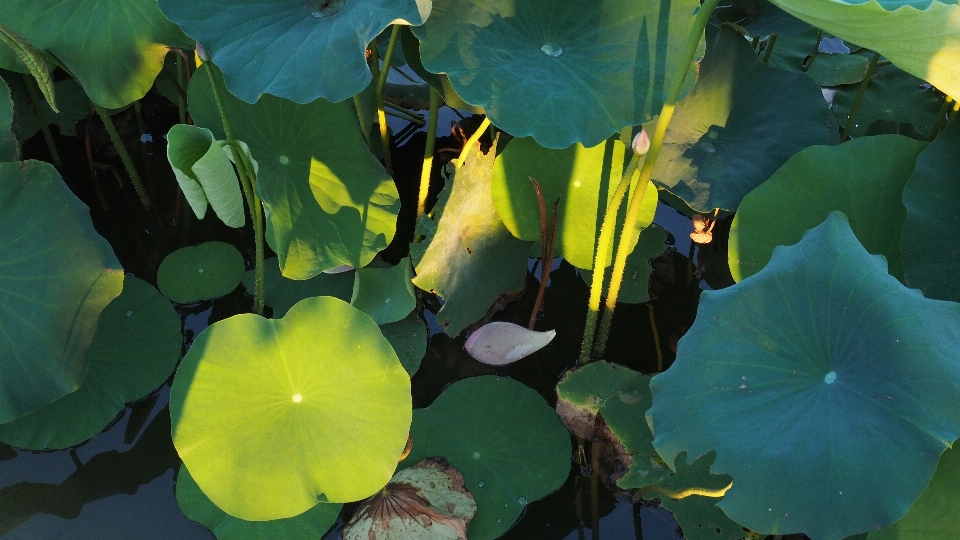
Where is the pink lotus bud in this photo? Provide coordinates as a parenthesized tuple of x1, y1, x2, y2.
(196, 42, 210, 63)
(632, 129, 650, 155)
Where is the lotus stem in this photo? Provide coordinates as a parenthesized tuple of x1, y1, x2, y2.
(804, 29, 824, 72)
(21, 73, 61, 168)
(383, 100, 425, 120)
(750, 35, 760, 51)
(761, 33, 777, 65)
(384, 107, 425, 126)
(353, 94, 372, 149)
(528, 178, 559, 330)
(375, 26, 401, 99)
(596, 0, 722, 360)
(453, 117, 491, 168)
(175, 55, 187, 124)
(417, 88, 441, 221)
(840, 51, 881, 141)
(369, 41, 393, 174)
(93, 101, 151, 210)
(647, 303, 663, 372)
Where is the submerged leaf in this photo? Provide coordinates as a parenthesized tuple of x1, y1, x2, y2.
(464, 322, 556, 366)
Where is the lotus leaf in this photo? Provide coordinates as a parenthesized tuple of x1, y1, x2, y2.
(769, 0, 960, 100)
(649, 212, 960, 539)
(728, 134, 926, 281)
(171, 296, 412, 520)
(402, 376, 571, 540)
(0, 75, 16, 160)
(0, 277, 180, 450)
(0, 0, 192, 108)
(242, 257, 354, 318)
(764, 27, 871, 86)
(189, 64, 400, 279)
(400, 28, 484, 115)
(166, 124, 246, 228)
(412, 0, 704, 149)
(158, 0, 430, 104)
(8, 78, 91, 141)
(0, 160, 124, 423)
(901, 121, 960, 303)
(651, 25, 834, 212)
(157, 241, 245, 304)
(555, 360, 645, 440)
(176, 463, 343, 540)
(806, 53, 872, 87)
(579, 224, 669, 304)
(351, 260, 416, 325)
(491, 136, 658, 270)
(411, 142, 532, 337)
(343, 458, 477, 540)
(381, 311, 428, 377)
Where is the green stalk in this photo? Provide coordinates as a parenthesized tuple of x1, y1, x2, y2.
(840, 51, 881, 141)
(750, 35, 760, 52)
(176, 55, 187, 124)
(384, 107, 426, 126)
(590, 0, 722, 360)
(206, 62, 265, 314)
(93, 101, 151, 210)
(383, 100, 425, 121)
(375, 26, 402, 99)
(761, 33, 777, 65)
(369, 40, 393, 174)
(417, 87, 441, 221)
(804, 29, 824, 72)
(21, 73, 61, 168)
(453, 117, 491, 167)
(353, 94, 372, 149)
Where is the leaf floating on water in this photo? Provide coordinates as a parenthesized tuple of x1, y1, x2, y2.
(464, 322, 556, 366)
(342, 458, 477, 540)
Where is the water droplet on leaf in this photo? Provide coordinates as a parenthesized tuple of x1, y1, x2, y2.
(702, 142, 716, 153)
(292, 394, 303, 403)
(518, 497, 527, 505)
(478, 481, 484, 487)
(540, 43, 563, 57)
(824, 371, 837, 384)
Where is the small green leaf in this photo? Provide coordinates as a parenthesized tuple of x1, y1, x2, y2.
(157, 242, 245, 304)
(166, 124, 246, 228)
(350, 260, 416, 325)
(380, 311, 428, 377)
(242, 256, 355, 318)
(0, 24, 56, 112)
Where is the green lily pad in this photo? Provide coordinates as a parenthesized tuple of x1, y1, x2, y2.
(176, 463, 343, 540)
(806, 52, 872, 86)
(833, 59, 945, 140)
(412, 0, 704, 149)
(491, 136, 658, 270)
(0, 277, 180, 450)
(242, 257, 355, 318)
(0, 0, 192, 108)
(343, 457, 477, 540)
(649, 212, 960, 539)
(0, 75, 16, 161)
(728, 134, 926, 282)
(401, 376, 571, 540)
(157, 241, 245, 304)
(400, 27, 484, 115)
(166, 124, 246, 228)
(380, 311, 428, 377)
(158, 0, 429, 104)
(901, 121, 960, 303)
(868, 441, 960, 540)
(769, 0, 960, 100)
(764, 26, 871, 86)
(189, 64, 400, 279)
(579, 225, 668, 304)
(351, 260, 416, 325)
(651, 25, 834, 212)
(411, 142, 532, 337)
(0, 160, 124, 423)
(171, 296, 412, 521)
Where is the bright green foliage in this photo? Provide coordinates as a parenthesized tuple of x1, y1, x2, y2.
(412, 0, 704, 149)
(158, 0, 430, 104)
(0, 277, 180, 449)
(171, 296, 412, 520)
(412, 145, 532, 337)
(176, 464, 343, 540)
(868, 441, 960, 540)
(0, 0, 192, 108)
(769, 0, 960, 100)
(649, 213, 960, 540)
(242, 257, 354, 318)
(0, 160, 124, 424)
(157, 242, 245, 304)
(166, 124, 246, 228)
(351, 260, 416, 325)
(402, 376, 570, 540)
(651, 25, 834, 212)
(729, 135, 926, 281)
(380, 311, 428, 377)
(579, 225, 668, 304)
(491, 136, 658, 270)
(833, 60, 945, 139)
(902, 121, 960, 303)
(0, 76, 17, 161)
(189, 64, 400, 279)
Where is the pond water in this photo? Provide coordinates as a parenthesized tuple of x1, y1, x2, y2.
(0, 67, 731, 539)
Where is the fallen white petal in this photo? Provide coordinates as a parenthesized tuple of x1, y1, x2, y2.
(464, 322, 556, 366)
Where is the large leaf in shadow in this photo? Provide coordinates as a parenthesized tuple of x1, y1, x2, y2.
(401, 27, 484, 115)
(176, 464, 343, 540)
(769, 0, 960, 100)
(190, 64, 400, 279)
(401, 376, 570, 540)
(411, 142, 532, 337)
(0, 277, 180, 450)
(242, 256, 355, 317)
(170, 296, 411, 520)
(0, 160, 124, 423)
(728, 135, 926, 282)
(652, 25, 834, 212)
(901, 121, 960, 303)
(491, 136, 658, 270)
(649, 212, 960, 540)
(412, 0, 704, 149)
(158, 0, 430, 104)
(0, 76, 16, 161)
(0, 0, 191, 108)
